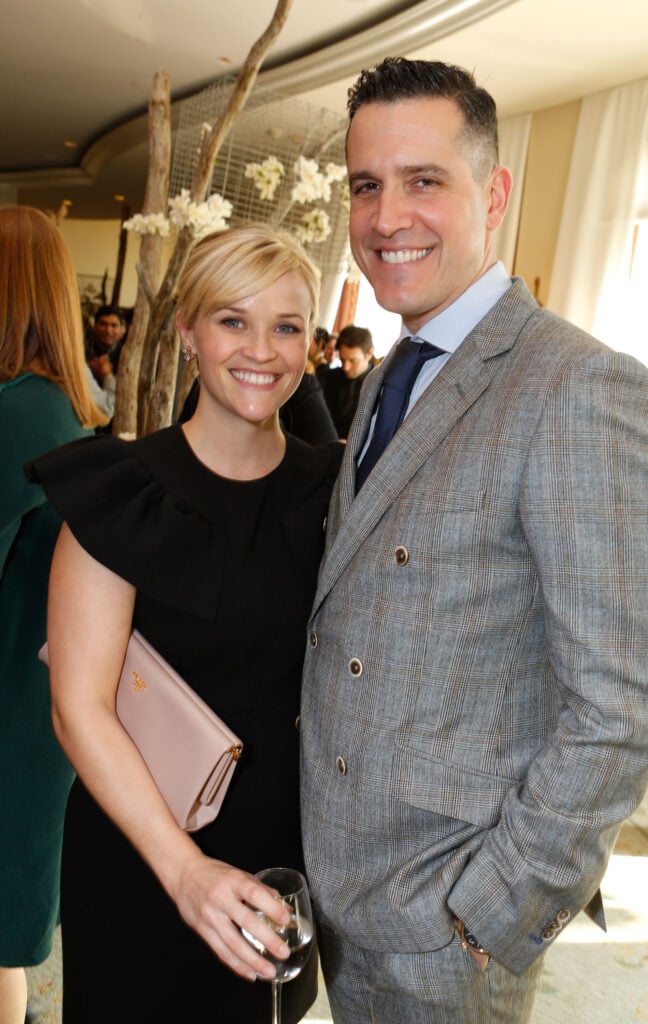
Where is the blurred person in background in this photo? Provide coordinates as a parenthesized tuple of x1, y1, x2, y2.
(85, 303, 126, 382)
(321, 324, 375, 439)
(0, 205, 105, 1024)
(307, 325, 330, 374)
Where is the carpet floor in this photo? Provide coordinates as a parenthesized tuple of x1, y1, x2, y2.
(26, 795, 648, 1023)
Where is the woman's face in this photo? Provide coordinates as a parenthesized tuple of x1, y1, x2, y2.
(180, 270, 311, 430)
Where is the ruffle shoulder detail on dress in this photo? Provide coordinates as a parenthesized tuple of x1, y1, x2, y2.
(25, 432, 224, 619)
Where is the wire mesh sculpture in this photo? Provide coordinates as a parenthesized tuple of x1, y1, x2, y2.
(170, 77, 349, 274)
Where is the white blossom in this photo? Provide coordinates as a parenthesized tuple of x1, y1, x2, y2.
(294, 156, 320, 183)
(324, 162, 347, 184)
(294, 208, 331, 245)
(123, 212, 170, 237)
(168, 189, 233, 239)
(291, 156, 331, 204)
(244, 156, 285, 201)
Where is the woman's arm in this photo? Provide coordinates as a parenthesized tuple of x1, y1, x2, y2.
(48, 523, 290, 981)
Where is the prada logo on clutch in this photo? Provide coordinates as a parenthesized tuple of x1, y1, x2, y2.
(132, 671, 148, 694)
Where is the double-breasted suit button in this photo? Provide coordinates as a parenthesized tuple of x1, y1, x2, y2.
(336, 756, 347, 775)
(348, 658, 363, 676)
(309, 631, 318, 648)
(540, 907, 571, 942)
(395, 546, 409, 566)
(322, 516, 327, 533)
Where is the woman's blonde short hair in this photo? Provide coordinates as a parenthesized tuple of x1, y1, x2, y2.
(176, 223, 321, 330)
(0, 206, 105, 427)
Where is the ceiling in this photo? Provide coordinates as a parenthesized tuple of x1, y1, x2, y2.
(3, 0, 648, 219)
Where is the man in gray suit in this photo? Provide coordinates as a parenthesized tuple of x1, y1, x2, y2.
(300, 58, 648, 1022)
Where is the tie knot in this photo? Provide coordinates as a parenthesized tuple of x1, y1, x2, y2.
(355, 336, 443, 492)
(384, 337, 444, 393)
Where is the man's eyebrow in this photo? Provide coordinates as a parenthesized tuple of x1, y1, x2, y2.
(349, 163, 451, 183)
(348, 170, 376, 185)
(401, 163, 449, 178)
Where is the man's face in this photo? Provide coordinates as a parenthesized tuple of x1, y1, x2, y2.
(347, 97, 511, 333)
(339, 343, 373, 379)
(93, 314, 125, 350)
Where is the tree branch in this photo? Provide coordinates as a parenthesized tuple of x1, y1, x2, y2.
(142, 0, 294, 434)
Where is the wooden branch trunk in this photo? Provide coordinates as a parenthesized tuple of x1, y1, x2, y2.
(115, 0, 293, 436)
(138, 0, 294, 435)
(144, 305, 181, 433)
(112, 71, 171, 437)
(139, 225, 195, 433)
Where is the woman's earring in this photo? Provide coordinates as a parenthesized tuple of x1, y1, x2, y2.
(182, 348, 194, 363)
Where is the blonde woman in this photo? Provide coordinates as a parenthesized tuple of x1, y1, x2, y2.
(28, 225, 342, 1023)
(0, 206, 105, 1024)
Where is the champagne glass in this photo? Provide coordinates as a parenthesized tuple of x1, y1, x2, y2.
(241, 867, 313, 1024)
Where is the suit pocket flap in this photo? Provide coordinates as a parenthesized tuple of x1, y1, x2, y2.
(393, 744, 518, 829)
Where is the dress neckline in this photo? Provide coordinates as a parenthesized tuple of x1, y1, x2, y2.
(175, 423, 287, 486)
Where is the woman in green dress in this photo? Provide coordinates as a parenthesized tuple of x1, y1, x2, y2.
(0, 206, 105, 1024)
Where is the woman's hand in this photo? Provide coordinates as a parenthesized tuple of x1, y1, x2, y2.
(173, 855, 292, 981)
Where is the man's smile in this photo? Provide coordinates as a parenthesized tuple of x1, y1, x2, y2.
(379, 247, 433, 264)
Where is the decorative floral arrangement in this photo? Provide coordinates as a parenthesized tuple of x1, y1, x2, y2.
(295, 208, 331, 245)
(122, 212, 171, 238)
(243, 154, 347, 244)
(123, 189, 233, 240)
(243, 156, 285, 201)
(168, 189, 233, 236)
(124, 153, 348, 253)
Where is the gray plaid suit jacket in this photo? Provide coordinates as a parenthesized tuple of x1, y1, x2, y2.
(300, 278, 648, 976)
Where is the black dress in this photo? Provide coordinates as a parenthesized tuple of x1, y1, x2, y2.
(29, 425, 342, 1024)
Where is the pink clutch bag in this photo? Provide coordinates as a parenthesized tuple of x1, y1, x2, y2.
(39, 630, 243, 832)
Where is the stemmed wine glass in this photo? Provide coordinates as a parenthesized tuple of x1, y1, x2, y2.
(242, 867, 314, 1024)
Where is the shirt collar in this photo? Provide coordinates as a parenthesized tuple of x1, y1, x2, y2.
(398, 262, 512, 353)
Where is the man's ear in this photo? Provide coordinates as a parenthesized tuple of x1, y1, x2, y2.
(486, 165, 513, 231)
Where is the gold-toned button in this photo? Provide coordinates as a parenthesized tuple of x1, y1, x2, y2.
(556, 909, 570, 923)
(348, 658, 363, 676)
(395, 546, 409, 566)
(309, 631, 318, 648)
(294, 715, 300, 729)
(336, 756, 347, 775)
(541, 926, 556, 941)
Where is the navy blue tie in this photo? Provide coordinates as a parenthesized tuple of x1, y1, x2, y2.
(356, 338, 443, 492)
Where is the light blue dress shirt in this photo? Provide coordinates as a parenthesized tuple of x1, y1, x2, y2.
(359, 262, 512, 461)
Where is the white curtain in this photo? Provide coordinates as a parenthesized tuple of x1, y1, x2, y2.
(496, 113, 532, 273)
(548, 77, 648, 362)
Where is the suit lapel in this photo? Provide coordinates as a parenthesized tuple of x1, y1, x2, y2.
(314, 280, 538, 611)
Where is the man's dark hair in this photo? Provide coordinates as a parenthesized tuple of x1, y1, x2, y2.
(337, 325, 373, 354)
(347, 57, 499, 175)
(94, 304, 125, 323)
(313, 326, 329, 348)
